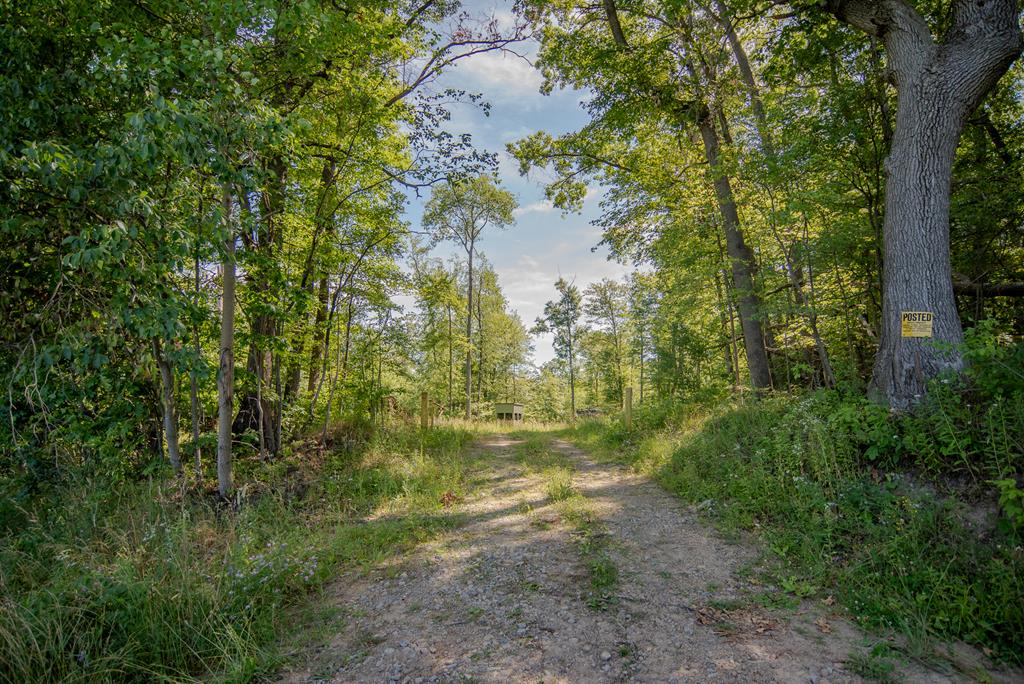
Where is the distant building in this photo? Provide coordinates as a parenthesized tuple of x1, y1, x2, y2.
(576, 407, 604, 418)
(495, 402, 524, 421)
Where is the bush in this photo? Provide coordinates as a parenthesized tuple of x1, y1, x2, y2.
(572, 341, 1024, 662)
(0, 424, 472, 682)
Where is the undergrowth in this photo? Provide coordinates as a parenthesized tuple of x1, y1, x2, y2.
(572, 335, 1024, 663)
(0, 424, 473, 683)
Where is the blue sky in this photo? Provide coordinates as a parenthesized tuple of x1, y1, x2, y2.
(401, 3, 632, 365)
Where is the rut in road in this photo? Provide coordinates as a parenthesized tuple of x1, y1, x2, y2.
(279, 433, 966, 684)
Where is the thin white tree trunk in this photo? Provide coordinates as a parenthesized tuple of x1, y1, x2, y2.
(465, 244, 474, 420)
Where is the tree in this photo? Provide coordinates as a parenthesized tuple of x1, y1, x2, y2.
(584, 279, 630, 402)
(534, 278, 585, 418)
(511, 0, 776, 393)
(217, 191, 236, 498)
(821, 0, 1023, 408)
(627, 274, 657, 402)
(423, 175, 517, 418)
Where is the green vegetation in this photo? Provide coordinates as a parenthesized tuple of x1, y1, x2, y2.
(572, 340, 1024, 662)
(514, 435, 619, 610)
(1, 0, 1022, 679)
(0, 426, 473, 682)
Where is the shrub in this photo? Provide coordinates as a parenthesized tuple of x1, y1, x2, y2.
(572, 342, 1024, 662)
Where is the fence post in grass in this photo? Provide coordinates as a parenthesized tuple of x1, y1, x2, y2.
(624, 386, 633, 430)
(421, 391, 429, 431)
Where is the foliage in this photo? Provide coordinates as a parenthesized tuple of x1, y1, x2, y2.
(572, 348, 1024, 660)
(0, 425, 473, 682)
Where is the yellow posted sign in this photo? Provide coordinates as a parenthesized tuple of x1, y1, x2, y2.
(901, 311, 933, 338)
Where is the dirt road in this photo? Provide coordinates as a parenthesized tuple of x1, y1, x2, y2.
(279, 433, 972, 683)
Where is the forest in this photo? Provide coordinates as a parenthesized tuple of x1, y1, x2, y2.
(1, 0, 1023, 681)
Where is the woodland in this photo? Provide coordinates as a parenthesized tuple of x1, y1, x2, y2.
(1, 0, 1023, 681)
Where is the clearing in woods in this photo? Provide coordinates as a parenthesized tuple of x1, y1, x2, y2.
(279, 432, 979, 684)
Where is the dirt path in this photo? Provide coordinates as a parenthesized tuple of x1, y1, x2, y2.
(279, 434, 971, 684)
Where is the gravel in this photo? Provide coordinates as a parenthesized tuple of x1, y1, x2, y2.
(278, 435, 974, 684)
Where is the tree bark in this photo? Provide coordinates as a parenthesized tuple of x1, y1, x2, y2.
(152, 338, 183, 475)
(696, 108, 774, 391)
(308, 274, 329, 392)
(465, 244, 474, 420)
(824, 0, 1022, 408)
(217, 190, 235, 498)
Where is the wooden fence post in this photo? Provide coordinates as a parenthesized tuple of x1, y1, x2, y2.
(624, 386, 633, 430)
(421, 391, 429, 431)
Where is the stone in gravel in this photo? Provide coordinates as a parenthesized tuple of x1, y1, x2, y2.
(600, 651, 612, 661)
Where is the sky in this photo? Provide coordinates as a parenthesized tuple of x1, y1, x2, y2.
(400, 2, 632, 366)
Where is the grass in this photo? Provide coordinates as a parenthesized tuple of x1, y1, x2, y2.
(847, 643, 899, 683)
(513, 434, 619, 611)
(570, 389, 1024, 665)
(0, 423, 475, 683)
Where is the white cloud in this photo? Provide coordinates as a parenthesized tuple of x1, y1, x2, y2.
(454, 50, 544, 101)
(513, 199, 555, 217)
(493, 250, 631, 364)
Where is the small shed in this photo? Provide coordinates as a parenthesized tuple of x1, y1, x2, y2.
(495, 402, 524, 421)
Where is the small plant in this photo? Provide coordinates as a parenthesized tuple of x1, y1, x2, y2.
(545, 467, 576, 502)
(991, 478, 1024, 532)
(847, 644, 898, 683)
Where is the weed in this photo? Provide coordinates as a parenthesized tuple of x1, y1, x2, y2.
(0, 424, 474, 682)
(570, 385, 1024, 663)
(545, 467, 576, 502)
(847, 644, 898, 683)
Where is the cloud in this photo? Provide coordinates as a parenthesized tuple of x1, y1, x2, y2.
(454, 50, 544, 102)
(492, 249, 632, 364)
(513, 199, 555, 217)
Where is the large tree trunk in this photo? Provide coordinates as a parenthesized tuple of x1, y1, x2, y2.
(825, 0, 1022, 408)
(696, 108, 774, 391)
(217, 190, 235, 498)
(872, 98, 967, 405)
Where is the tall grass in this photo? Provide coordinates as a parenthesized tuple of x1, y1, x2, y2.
(0, 425, 473, 683)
